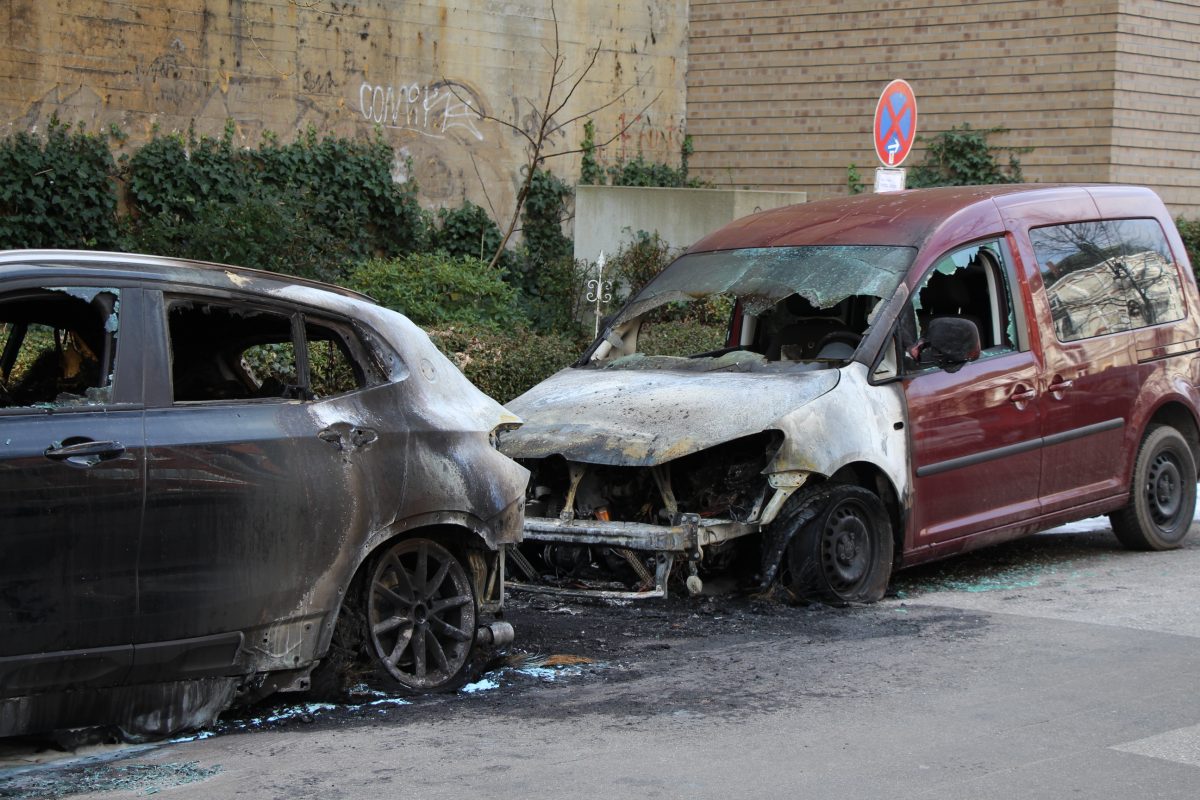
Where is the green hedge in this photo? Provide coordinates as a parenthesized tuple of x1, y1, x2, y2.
(0, 119, 717, 404)
(1176, 217, 1200, 279)
(123, 124, 425, 281)
(427, 326, 584, 402)
(0, 118, 120, 250)
(346, 254, 527, 330)
(346, 251, 585, 401)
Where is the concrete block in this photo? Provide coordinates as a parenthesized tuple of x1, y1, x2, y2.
(573, 184, 806, 264)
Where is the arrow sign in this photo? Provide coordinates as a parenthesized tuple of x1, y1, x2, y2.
(874, 79, 917, 167)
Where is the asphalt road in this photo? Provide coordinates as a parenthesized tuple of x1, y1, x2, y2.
(4, 514, 1200, 799)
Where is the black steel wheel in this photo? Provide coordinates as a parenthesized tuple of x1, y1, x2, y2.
(785, 484, 893, 604)
(366, 538, 477, 691)
(1110, 425, 1196, 551)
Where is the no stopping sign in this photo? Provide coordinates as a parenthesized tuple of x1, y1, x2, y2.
(874, 79, 917, 167)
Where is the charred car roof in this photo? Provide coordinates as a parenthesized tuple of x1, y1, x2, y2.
(0, 249, 375, 305)
(686, 184, 1162, 254)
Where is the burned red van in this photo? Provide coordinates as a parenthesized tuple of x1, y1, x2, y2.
(500, 185, 1200, 603)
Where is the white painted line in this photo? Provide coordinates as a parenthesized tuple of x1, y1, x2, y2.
(1112, 722, 1200, 767)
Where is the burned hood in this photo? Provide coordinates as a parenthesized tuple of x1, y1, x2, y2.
(501, 366, 840, 467)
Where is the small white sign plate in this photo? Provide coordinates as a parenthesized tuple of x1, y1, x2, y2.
(874, 167, 907, 193)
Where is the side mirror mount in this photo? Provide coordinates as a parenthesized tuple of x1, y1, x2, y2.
(908, 317, 981, 373)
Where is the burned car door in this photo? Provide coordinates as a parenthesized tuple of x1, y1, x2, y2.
(133, 290, 387, 679)
(902, 241, 1044, 545)
(0, 285, 144, 693)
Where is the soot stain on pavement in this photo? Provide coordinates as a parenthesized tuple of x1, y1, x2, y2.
(0, 760, 221, 799)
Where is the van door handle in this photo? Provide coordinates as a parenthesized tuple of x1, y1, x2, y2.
(1048, 376, 1074, 399)
(44, 439, 126, 467)
(1008, 385, 1037, 408)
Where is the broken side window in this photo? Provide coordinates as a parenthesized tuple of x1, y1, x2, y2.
(168, 300, 300, 402)
(902, 241, 1018, 373)
(0, 287, 120, 409)
(305, 318, 372, 399)
(166, 298, 378, 403)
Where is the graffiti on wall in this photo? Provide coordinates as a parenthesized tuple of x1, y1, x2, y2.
(612, 111, 685, 161)
(358, 80, 487, 142)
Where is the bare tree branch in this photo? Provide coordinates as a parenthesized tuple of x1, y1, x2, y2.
(468, 151, 500, 223)
(541, 90, 661, 160)
(548, 43, 603, 120)
(440, 0, 663, 270)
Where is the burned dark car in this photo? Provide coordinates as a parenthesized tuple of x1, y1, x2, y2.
(0, 250, 528, 738)
(500, 186, 1200, 604)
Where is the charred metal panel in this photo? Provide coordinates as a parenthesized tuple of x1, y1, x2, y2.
(0, 678, 238, 740)
(503, 367, 838, 466)
(689, 185, 1031, 254)
(767, 362, 909, 493)
(0, 252, 529, 738)
(0, 646, 132, 695)
(0, 286, 145, 674)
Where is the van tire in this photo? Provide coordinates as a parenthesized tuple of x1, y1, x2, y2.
(1110, 425, 1197, 551)
(784, 484, 893, 604)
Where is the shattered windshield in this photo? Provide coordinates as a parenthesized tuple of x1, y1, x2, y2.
(618, 245, 915, 321)
(594, 245, 915, 370)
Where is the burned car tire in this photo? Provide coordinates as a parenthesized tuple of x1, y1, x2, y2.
(1110, 425, 1197, 551)
(784, 484, 893, 604)
(365, 537, 478, 692)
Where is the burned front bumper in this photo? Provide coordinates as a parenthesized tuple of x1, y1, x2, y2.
(507, 513, 758, 599)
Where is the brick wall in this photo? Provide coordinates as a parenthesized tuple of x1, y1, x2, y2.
(687, 0, 1200, 216)
(0, 0, 687, 219)
(1110, 0, 1200, 214)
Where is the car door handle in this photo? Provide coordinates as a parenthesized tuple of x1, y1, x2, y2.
(1008, 385, 1037, 407)
(349, 427, 378, 448)
(44, 439, 126, 467)
(319, 425, 377, 452)
(1048, 376, 1074, 399)
(318, 427, 346, 450)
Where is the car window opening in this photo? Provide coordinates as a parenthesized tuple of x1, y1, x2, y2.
(901, 243, 1017, 373)
(0, 287, 119, 409)
(168, 300, 369, 403)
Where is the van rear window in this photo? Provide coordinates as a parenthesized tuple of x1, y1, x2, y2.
(1030, 218, 1186, 342)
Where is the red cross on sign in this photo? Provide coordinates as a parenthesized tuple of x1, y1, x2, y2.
(873, 79, 918, 167)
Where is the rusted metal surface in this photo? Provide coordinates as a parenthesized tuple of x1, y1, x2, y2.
(0, 250, 529, 738)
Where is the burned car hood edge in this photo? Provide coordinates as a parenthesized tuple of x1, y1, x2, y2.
(501, 366, 840, 467)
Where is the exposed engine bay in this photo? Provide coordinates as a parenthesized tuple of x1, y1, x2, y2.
(507, 433, 786, 597)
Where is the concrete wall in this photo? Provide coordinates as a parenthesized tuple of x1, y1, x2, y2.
(0, 0, 688, 220)
(573, 185, 807, 264)
(685, 0, 1200, 217)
